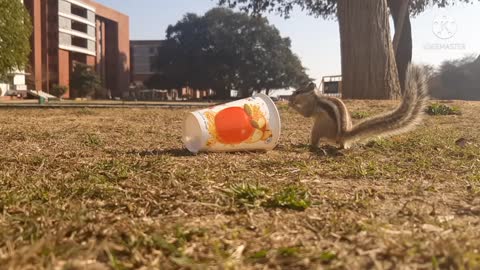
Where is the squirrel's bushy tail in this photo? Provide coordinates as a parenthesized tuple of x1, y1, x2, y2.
(343, 64, 429, 144)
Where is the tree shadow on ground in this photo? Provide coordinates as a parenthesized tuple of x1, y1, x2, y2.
(282, 143, 344, 157)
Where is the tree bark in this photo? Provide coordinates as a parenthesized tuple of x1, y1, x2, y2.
(215, 87, 231, 100)
(388, 0, 412, 93)
(337, 0, 401, 99)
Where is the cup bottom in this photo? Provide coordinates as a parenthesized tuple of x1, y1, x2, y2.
(183, 113, 203, 153)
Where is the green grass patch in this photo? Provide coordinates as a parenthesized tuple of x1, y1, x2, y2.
(265, 186, 311, 211)
(75, 108, 98, 116)
(1, 102, 479, 269)
(426, 103, 461, 116)
(227, 184, 311, 211)
(250, 250, 269, 260)
(317, 251, 337, 263)
(229, 183, 267, 206)
(84, 133, 103, 147)
(277, 246, 301, 257)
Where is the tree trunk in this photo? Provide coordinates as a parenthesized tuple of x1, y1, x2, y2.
(388, 0, 412, 93)
(239, 88, 253, 98)
(215, 87, 231, 100)
(337, 0, 401, 99)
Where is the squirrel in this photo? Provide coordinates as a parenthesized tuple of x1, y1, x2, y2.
(289, 64, 428, 149)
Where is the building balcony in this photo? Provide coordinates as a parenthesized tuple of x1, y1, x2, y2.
(59, 28, 95, 42)
(59, 32, 96, 56)
(59, 44, 96, 56)
(58, 11, 95, 27)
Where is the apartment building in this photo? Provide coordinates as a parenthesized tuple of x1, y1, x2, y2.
(130, 40, 213, 100)
(21, 0, 129, 98)
(130, 40, 163, 85)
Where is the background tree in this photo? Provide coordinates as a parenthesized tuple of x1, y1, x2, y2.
(429, 55, 480, 100)
(219, 0, 479, 98)
(390, 0, 478, 92)
(337, 0, 401, 99)
(150, 8, 311, 99)
(50, 84, 68, 98)
(0, 0, 32, 79)
(70, 63, 103, 99)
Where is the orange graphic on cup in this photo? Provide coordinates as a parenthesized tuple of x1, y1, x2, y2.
(182, 93, 281, 153)
(205, 103, 273, 146)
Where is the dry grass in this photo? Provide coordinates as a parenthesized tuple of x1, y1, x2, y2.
(0, 100, 479, 269)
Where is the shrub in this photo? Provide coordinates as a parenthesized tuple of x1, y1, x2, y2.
(426, 103, 461, 116)
(50, 84, 68, 98)
(71, 63, 103, 98)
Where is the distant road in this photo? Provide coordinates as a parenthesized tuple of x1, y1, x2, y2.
(0, 100, 220, 109)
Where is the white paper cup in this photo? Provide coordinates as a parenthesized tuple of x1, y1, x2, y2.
(182, 93, 281, 153)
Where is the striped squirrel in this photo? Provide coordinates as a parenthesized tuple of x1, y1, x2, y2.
(289, 64, 428, 149)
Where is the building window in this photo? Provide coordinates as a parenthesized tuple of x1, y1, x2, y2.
(150, 56, 158, 72)
(72, 36, 88, 49)
(71, 21, 88, 33)
(71, 4, 87, 19)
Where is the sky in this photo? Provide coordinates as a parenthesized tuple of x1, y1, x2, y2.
(96, 0, 480, 87)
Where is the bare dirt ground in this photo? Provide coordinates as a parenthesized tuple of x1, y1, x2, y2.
(0, 100, 479, 269)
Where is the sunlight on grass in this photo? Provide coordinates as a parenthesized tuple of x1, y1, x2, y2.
(0, 101, 479, 269)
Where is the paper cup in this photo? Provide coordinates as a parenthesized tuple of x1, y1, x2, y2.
(182, 93, 281, 153)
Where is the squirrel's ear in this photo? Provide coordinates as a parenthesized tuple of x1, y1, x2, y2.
(293, 82, 316, 95)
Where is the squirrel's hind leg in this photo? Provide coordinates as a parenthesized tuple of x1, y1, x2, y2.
(311, 115, 337, 147)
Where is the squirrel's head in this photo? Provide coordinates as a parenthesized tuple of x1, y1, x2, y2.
(289, 82, 317, 117)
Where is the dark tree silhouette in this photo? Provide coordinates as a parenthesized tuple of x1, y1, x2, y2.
(149, 8, 312, 99)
